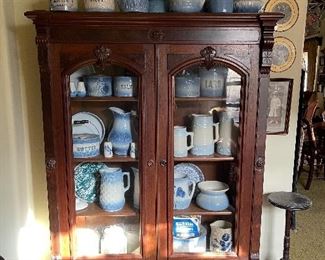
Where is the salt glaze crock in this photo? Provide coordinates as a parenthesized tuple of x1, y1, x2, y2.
(117, 0, 149, 12)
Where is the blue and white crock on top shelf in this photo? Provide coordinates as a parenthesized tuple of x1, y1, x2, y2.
(99, 166, 130, 212)
(233, 0, 264, 13)
(83, 75, 112, 97)
(107, 107, 133, 156)
(149, 0, 167, 12)
(117, 0, 149, 12)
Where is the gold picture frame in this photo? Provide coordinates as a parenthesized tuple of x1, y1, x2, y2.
(271, 37, 296, 73)
(265, 0, 299, 32)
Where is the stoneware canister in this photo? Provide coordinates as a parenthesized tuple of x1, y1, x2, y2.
(199, 67, 228, 97)
(73, 133, 100, 158)
(174, 172, 196, 210)
(117, 0, 149, 12)
(49, 0, 78, 11)
(174, 126, 194, 157)
(107, 107, 133, 156)
(207, 0, 233, 13)
(210, 220, 232, 253)
(149, 0, 167, 12)
(175, 73, 200, 97)
(191, 114, 219, 156)
(99, 167, 130, 212)
(101, 225, 127, 254)
(196, 181, 229, 211)
(233, 0, 264, 13)
(169, 0, 205, 13)
(114, 76, 137, 97)
(84, 0, 115, 12)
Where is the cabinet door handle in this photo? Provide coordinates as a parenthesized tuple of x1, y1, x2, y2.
(147, 160, 155, 167)
(160, 160, 167, 167)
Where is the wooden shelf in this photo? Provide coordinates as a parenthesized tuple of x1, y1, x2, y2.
(175, 97, 227, 102)
(71, 97, 138, 102)
(77, 203, 138, 218)
(174, 203, 233, 216)
(174, 153, 235, 162)
(74, 155, 138, 163)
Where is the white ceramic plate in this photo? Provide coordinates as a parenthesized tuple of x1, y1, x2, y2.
(72, 112, 105, 143)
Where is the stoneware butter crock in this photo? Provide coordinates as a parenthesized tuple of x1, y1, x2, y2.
(117, 0, 149, 12)
(84, 0, 115, 12)
(169, 0, 205, 13)
(50, 0, 78, 11)
(83, 75, 113, 97)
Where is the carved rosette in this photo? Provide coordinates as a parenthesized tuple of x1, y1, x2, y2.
(94, 45, 111, 71)
(148, 30, 165, 42)
(46, 159, 57, 172)
(200, 46, 218, 70)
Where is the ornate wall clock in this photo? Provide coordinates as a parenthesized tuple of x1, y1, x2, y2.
(271, 36, 296, 73)
(265, 0, 299, 32)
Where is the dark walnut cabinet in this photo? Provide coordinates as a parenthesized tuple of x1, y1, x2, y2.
(25, 11, 281, 260)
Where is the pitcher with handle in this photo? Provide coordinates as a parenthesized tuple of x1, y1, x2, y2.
(174, 171, 196, 210)
(99, 166, 130, 212)
(174, 126, 194, 157)
(107, 107, 133, 156)
(191, 114, 219, 156)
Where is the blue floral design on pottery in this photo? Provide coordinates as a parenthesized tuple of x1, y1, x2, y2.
(174, 172, 196, 210)
(107, 107, 133, 156)
(74, 163, 104, 203)
(117, 0, 149, 12)
(99, 166, 130, 212)
(83, 75, 112, 97)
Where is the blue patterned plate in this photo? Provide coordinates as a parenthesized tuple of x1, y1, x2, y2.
(74, 163, 105, 203)
(174, 163, 205, 184)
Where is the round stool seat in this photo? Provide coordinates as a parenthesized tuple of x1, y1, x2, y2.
(268, 192, 312, 211)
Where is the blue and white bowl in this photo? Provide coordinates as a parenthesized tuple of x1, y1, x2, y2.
(173, 225, 207, 253)
(73, 133, 100, 158)
(169, 0, 205, 13)
(117, 0, 149, 12)
(83, 75, 112, 97)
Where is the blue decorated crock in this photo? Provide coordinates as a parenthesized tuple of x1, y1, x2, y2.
(233, 0, 263, 13)
(117, 0, 149, 12)
(169, 0, 205, 13)
(73, 133, 100, 158)
(83, 75, 112, 97)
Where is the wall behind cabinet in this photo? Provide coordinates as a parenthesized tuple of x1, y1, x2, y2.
(0, 0, 307, 259)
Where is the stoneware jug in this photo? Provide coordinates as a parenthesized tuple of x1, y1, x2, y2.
(131, 167, 140, 209)
(210, 220, 232, 253)
(191, 114, 219, 156)
(107, 107, 133, 156)
(99, 166, 130, 212)
(174, 126, 194, 157)
(174, 172, 196, 210)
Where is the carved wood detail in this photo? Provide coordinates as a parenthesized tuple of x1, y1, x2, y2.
(148, 29, 165, 42)
(200, 46, 218, 70)
(94, 45, 111, 71)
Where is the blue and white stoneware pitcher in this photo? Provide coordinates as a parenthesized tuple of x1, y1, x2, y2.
(99, 166, 130, 212)
(107, 107, 133, 156)
(174, 172, 196, 210)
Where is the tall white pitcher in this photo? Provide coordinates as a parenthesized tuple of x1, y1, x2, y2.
(191, 114, 219, 156)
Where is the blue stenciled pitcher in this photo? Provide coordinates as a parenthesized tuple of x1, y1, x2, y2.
(174, 172, 196, 210)
(107, 107, 133, 156)
(99, 166, 130, 212)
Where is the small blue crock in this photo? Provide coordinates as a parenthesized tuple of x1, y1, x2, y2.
(149, 0, 167, 12)
(114, 76, 137, 97)
(233, 0, 263, 13)
(207, 0, 233, 13)
(83, 75, 112, 97)
(169, 0, 205, 12)
(117, 0, 149, 12)
(175, 75, 200, 97)
(73, 133, 100, 158)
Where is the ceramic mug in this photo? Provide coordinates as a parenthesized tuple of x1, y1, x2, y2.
(174, 172, 196, 210)
(191, 114, 219, 156)
(174, 126, 194, 157)
(210, 220, 232, 253)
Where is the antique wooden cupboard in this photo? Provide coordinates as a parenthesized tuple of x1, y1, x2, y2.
(25, 11, 281, 260)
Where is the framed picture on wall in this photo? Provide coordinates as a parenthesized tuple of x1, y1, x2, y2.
(267, 78, 294, 135)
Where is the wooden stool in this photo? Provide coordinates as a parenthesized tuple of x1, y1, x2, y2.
(268, 192, 312, 260)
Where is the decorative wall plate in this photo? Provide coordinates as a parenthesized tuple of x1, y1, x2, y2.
(265, 0, 299, 32)
(271, 37, 296, 73)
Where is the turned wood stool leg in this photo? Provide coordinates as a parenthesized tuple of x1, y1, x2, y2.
(281, 210, 292, 260)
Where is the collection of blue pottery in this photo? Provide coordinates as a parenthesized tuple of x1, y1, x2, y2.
(50, 0, 264, 13)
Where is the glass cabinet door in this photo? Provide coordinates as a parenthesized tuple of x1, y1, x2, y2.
(65, 44, 156, 259)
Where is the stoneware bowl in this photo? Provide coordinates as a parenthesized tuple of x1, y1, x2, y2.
(169, 0, 205, 13)
(173, 225, 207, 253)
(117, 0, 149, 12)
(196, 181, 229, 211)
(83, 75, 112, 97)
(84, 0, 115, 12)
